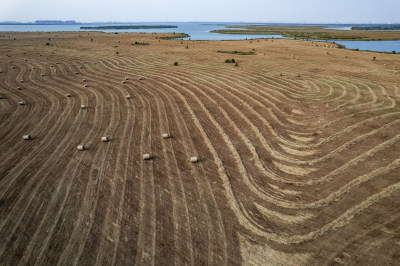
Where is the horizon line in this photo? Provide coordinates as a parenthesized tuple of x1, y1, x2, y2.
(1, 20, 400, 25)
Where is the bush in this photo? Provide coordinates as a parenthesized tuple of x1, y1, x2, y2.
(225, 59, 231, 63)
(132, 42, 149, 45)
(235, 62, 239, 67)
(173, 61, 178, 66)
(216, 50, 255, 55)
(393, 51, 396, 54)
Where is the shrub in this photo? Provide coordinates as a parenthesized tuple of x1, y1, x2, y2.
(235, 62, 239, 67)
(373, 56, 376, 61)
(392, 51, 396, 54)
(216, 50, 255, 55)
(173, 61, 178, 66)
(225, 59, 232, 63)
(132, 42, 149, 45)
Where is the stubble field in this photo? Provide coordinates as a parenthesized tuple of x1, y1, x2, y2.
(0, 31, 400, 265)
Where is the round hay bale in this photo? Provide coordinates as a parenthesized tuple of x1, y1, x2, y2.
(190, 156, 198, 163)
(19, 101, 25, 105)
(162, 133, 169, 139)
(75, 72, 79, 74)
(84, 84, 88, 87)
(50, 65, 54, 67)
(82, 78, 86, 82)
(66, 93, 71, 97)
(41, 74, 45, 77)
(20, 79, 24, 83)
(0, 70, 2, 73)
(32, 67, 35, 70)
(17, 87, 22, 90)
(23, 135, 31, 140)
(126, 95, 131, 99)
(81, 105, 87, 109)
(143, 153, 151, 160)
(101, 136, 109, 142)
(125, 77, 129, 80)
(12, 66, 16, 69)
(24, 59, 27, 61)
(77, 144, 85, 151)
(138, 76, 144, 80)
(0, 95, 3, 99)
(122, 81, 126, 84)
(56, 62, 59, 64)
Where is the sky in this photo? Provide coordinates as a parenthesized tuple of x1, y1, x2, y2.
(1, 0, 399, 24)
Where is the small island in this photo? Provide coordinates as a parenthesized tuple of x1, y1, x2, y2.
(80, 25, 178, 30)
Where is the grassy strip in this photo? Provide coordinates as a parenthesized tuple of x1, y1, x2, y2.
(131, 42, 149, 45)
(160, 33, 190, 40)
(352, 25, 400, 31)
(80, 25, 177, 30)
(217, 50, 255, 55)
(211, 25, 400, 41)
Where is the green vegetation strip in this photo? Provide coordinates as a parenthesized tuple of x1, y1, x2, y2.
(81, 25, 177, 30)
(352, 25, 400, 31)
(159, 33, 190, 40)
(212, 25, 400, 41)
(217, 50, 255, 55)
(131, 42, 149, 45)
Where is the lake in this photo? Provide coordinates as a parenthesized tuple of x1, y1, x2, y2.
(0, 22, 399, 53)
(0, 22, 283, 41)
(333, 40, 400, 53)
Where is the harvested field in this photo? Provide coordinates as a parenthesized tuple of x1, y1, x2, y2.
(1, 31, 400, 265)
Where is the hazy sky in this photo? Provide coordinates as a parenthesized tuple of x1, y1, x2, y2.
(1, 0, 399, 23)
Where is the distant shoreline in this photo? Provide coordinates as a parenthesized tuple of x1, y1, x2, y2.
(80, 25, 178, 30)
(351, 25, 400, 31)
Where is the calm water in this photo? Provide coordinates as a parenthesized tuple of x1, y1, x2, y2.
(334, 40, 400, 53)
(326, 27, 352, 31)
(0, 22, 283, 41)
(0, 22, 399, 52)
